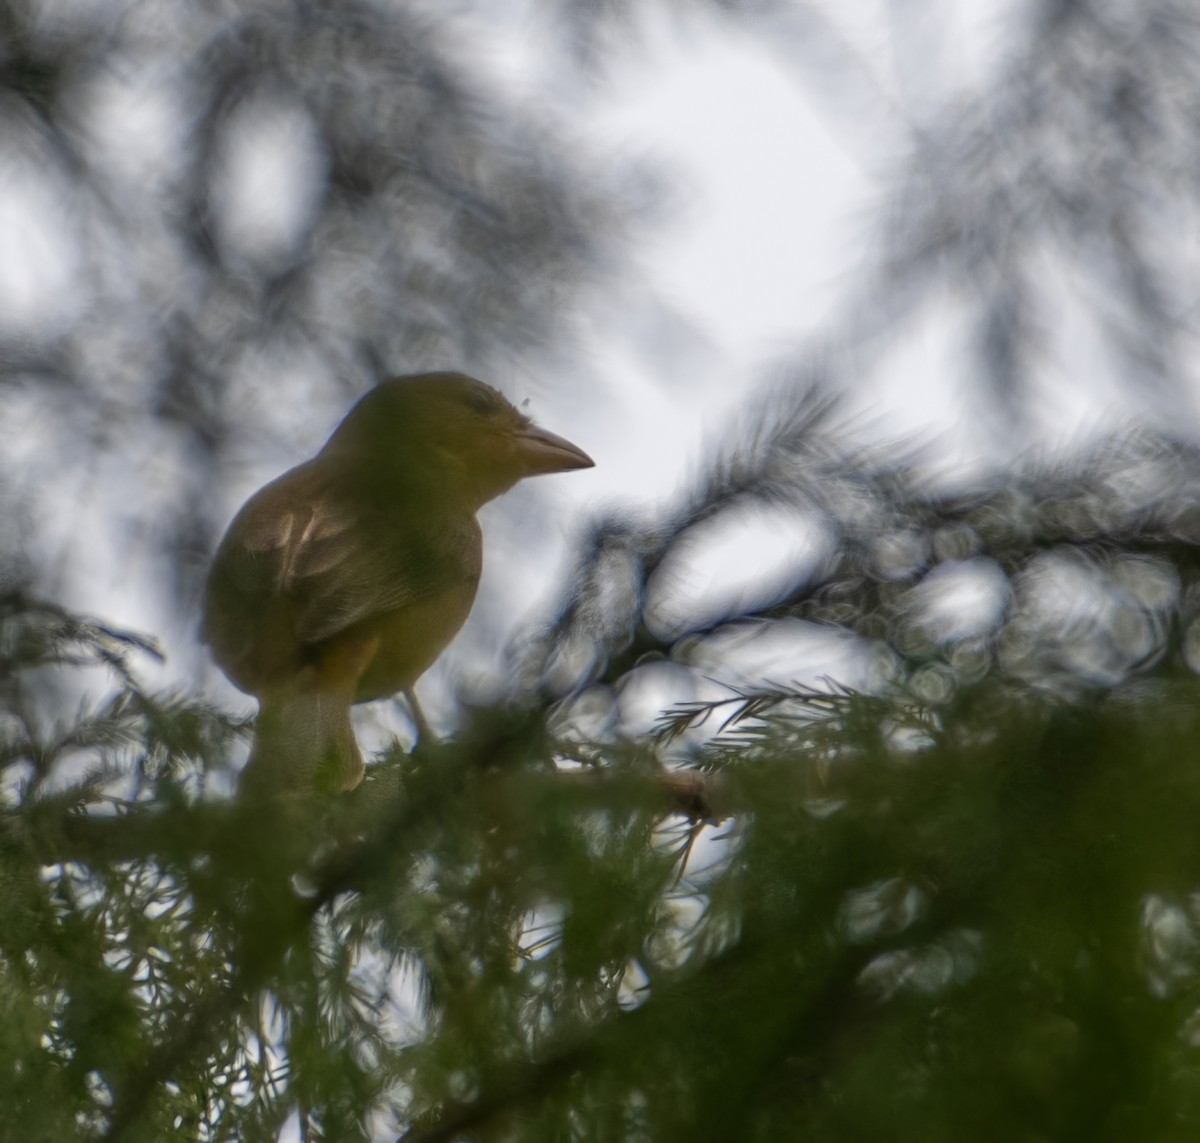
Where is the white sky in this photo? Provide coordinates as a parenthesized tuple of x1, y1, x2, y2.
(459, 0, 1042, 512)
(4, 0, 1182, 737)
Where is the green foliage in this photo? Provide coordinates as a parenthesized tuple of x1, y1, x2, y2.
(7, 0, 1200, 1137)
(7, 590, 1200, 1140)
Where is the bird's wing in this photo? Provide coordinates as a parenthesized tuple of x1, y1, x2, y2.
(205, 463, 479, 660)
(291, 496, 479, 646)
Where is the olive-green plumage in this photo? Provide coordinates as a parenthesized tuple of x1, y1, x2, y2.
(203, 372, 592, 794)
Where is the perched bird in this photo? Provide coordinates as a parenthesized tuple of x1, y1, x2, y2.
(202, 372, 593, 796)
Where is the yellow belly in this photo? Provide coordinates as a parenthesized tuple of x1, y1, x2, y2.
(346, 580, 479, 703)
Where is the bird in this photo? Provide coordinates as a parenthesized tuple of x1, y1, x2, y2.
(202, 372, 593, 797)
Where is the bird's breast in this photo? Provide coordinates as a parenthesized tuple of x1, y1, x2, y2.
(348, 576, 480, 703)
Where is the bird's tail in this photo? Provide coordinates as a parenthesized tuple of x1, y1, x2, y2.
(242, 684, 364, 800)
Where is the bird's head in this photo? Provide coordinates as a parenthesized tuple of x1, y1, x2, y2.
(323, 372, 594, 507)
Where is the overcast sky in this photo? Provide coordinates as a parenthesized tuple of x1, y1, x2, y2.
(4, 0, 1152, 744)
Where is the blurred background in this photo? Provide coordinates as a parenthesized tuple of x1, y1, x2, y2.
(5, 0, 1200, 755)
(13, 3, 1200, 1136)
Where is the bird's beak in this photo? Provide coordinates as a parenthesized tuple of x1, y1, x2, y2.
(513, 424, 595, 475)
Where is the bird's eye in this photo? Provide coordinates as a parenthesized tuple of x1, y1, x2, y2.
(460, 385, 503, 416)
